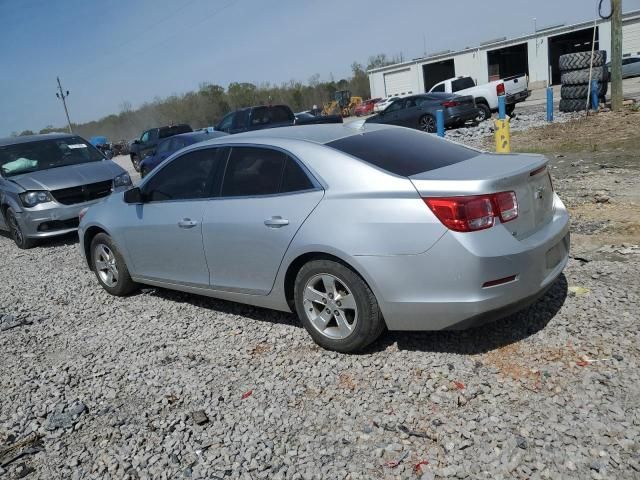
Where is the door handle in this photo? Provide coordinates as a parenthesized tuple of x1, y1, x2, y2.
(264, 216, 289, 228)
(178, 218, 198, 229)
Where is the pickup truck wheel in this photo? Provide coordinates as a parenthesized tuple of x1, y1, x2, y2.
(91, 233, 138, 296)
(418, 114, 437, 133)
(476, 103, 491, 121)
(130, 154, 140, 172)
(505, 104, 515, 116)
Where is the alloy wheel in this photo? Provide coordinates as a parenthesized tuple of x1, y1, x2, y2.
(420, 116, 436, 133)
(7, 211, 24, 245)
(302, 273, 358, 340)
(94, 244, 119, 288)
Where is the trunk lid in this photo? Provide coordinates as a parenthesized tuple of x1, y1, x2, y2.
(503, 74, 528, 96)
(409, 152, 554, 239)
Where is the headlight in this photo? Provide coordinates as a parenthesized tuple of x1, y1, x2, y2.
(113, 172, 132, 188)
(20, 191, 53, 207)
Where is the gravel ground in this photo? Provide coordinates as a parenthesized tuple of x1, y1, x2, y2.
(1, 116, 639, 479)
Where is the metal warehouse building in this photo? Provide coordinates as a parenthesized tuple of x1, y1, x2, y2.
(368, 10, 640, 98)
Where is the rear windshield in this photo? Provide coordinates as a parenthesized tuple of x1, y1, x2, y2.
(159, 125, 192, 138)
(326, 128, 478, 176)
(0, 136, 104, 177)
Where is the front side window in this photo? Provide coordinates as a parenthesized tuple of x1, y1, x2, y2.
(218, 113, 234, 132)
(221, 147, 313, 197)
(144, 149, 220, 202)
(140, 131, 150, 143)
(0, 136, 104, 177)
(385, 100, 403, 113)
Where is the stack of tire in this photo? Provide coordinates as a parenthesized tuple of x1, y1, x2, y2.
(559, 50, 608, 112)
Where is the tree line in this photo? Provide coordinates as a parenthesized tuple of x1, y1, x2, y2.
(14, 54, 400, 142)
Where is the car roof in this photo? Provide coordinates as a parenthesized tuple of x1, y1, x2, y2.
(0, 133, 76, 147)
(197, 123, 393, 147)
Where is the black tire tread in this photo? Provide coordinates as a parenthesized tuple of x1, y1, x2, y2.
(294, 259, 385, 353)
(5, 207, 36, 249)
(559, 50, 606, 71)
(561, 82, 608, 99)
(559, 98, 588, 112)
(561, 67, 608, 85)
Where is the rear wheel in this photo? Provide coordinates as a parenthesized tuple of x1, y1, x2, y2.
(476, 103, 491, 122)
(418, 114, 436, 133)
(294, 259, 385, 353)
(5, 207, 35, 249)
(91, 233, 138, 296)
(505, 104, 515, 116)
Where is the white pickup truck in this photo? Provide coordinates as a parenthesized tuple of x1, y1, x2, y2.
(428, 75, 530, 120)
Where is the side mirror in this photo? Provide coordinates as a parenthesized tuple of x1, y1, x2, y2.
(124, 187, 144, 204)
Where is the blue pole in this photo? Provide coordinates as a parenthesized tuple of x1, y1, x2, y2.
(591, 79, 599, 112)
(546, 87, 554, 122)
(498, 95, 506, 120)
(436, 110, 444, 137)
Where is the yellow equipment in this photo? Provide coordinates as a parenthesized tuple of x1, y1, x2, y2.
(322, 90, 363, 117)
(494, 119, 511, 153)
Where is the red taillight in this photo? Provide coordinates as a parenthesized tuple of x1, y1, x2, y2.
(441, 100, 459, 108)
(423, 191, 518, 232)
(496, 82, 505, 96)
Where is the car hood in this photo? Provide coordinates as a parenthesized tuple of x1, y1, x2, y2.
(9, 160, 125, 191)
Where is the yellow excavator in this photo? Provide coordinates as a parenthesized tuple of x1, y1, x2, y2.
(322, 90, 363, 117)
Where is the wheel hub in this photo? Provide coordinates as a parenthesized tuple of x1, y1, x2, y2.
(302, 273, 358, 340)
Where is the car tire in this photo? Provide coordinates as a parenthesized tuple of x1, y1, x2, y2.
(130, 154, 140, 172)
(505, 104, 516, 116)
(561, 82, 608, 99)
(476, 103, 491, 122)
(90, 233, 138, 296)
(418, 114, 437, 133)
(559, 50, 606, 71)
(294, 259, 385, 353)
(5, 207, 36, 249)
(561, 67, 607, 85)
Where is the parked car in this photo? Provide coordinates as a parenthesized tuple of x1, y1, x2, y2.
(129, 124, 193, 172)
(112, 140, 130, 157)
(365, 93, 479, 132)
(606, 55, 640, 78)
(354, 98, 382, 116)
(294, 111, 343, 124)
(216, 105, 342, 134)
(374, 96, 400, 113)
(0, 133, 131, 248)
(139, 130, 228, 178)
(429, 75, 530, 120)
(89, 136, 113, 159)
(79, 124, 569, 353)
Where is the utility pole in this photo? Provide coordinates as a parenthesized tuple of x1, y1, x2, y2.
(56, 76, 73, 133)
(611, 0, 623, 111)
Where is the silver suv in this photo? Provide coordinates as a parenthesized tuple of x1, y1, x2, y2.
(0, 133, 131, 248)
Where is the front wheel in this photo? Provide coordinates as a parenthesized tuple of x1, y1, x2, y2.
(130, 154, 140, 172)
(5, 207, 35, 249)
(91, 233, 138, 296)
(505, 104, 515, 117)
(294, 260, 385, 353)
(418, 114, 437, 133)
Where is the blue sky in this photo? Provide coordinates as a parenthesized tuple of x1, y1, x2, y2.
(1, 0, 639, 136)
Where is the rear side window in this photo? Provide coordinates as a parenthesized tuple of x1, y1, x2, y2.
(269, 106, 294, 123)
(451, 77, 475, 92)
(327, 128, 478, 176)
(221, 147, 314, 197)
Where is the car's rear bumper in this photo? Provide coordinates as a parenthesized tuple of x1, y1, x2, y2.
(356, 193, 570, 330)
(444, 106, 480, 125)
(506, 90, 531, 104)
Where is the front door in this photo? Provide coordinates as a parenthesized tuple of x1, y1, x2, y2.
(202, 146, 323, 295)
(123, 148, 222, 286)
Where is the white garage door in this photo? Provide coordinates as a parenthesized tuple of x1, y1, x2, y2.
(623, 21, 640, 55)
(384, 69, 414, 97)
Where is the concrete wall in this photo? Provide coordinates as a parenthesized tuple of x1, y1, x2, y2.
(527, 36, 549, 88)
(453, 50, 486, 85)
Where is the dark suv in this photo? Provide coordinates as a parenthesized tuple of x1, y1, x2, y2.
(129, 124, 192, 171)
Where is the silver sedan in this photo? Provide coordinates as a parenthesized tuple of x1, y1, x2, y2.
(78, 123, 570, 352)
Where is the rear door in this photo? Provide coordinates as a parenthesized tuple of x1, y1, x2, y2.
(202, 146, 323, 295)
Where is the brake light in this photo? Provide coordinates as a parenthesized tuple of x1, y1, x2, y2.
(496, 82, 505, 96)
(441, 100, 459, 107)
(423, 191, 518, 232)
